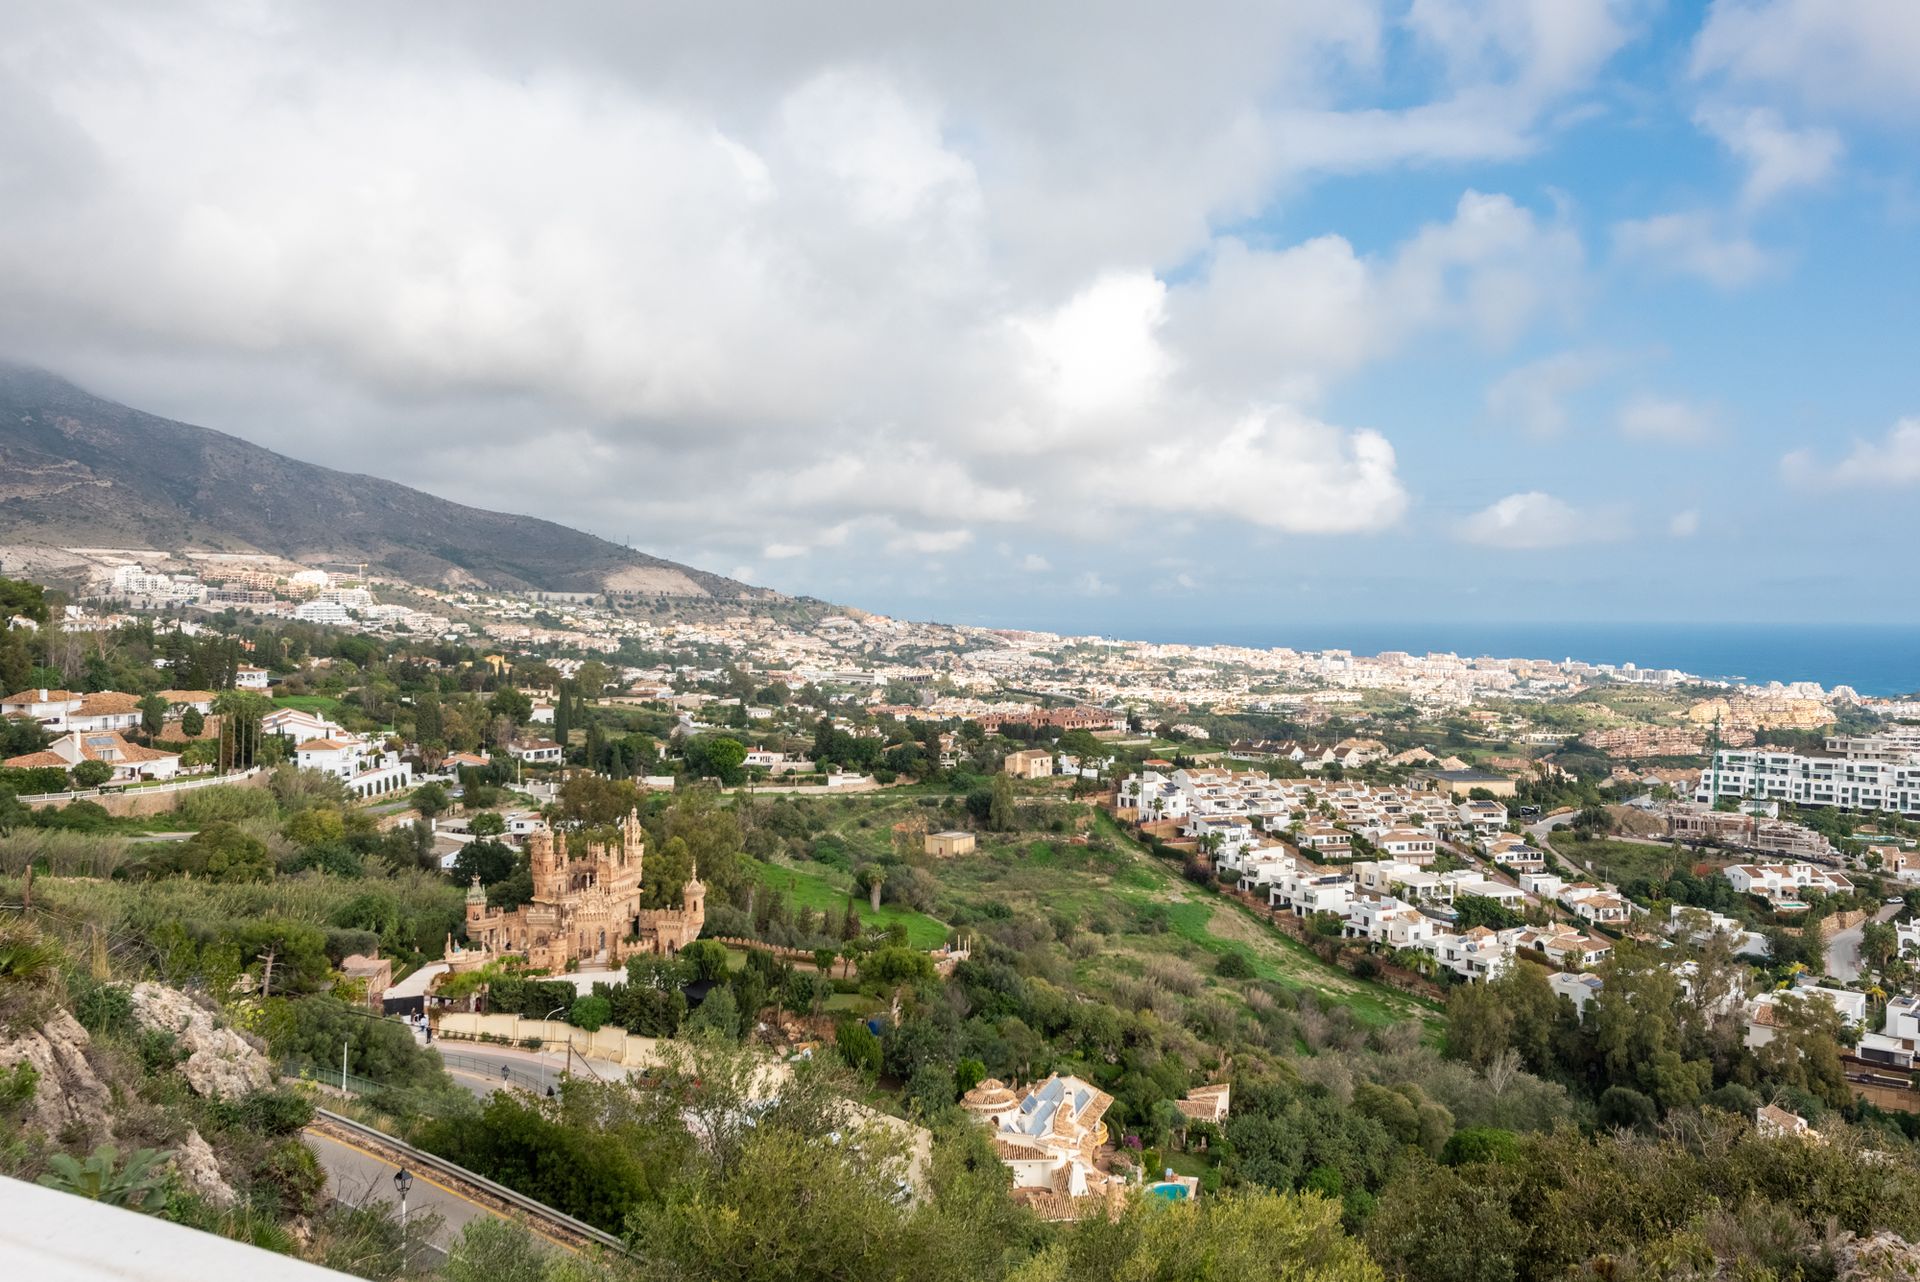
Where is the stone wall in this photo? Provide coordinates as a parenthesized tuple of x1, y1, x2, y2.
(434, 1012, 665, 1068)
(23, 768, 268, 816)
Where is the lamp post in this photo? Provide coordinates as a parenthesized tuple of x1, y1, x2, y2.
(342, 1038, 350, 1092)
(541, 1005, 567, 1092)
(393, 1169, 413, 1257)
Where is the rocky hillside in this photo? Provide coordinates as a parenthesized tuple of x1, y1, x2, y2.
(0, 363, 772, 597)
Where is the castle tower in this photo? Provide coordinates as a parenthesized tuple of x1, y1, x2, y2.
(465, 875, 486, 925)
(623, 806, 644, 871)
(530, 828, 562, 903)
(683, 860, 705, 921)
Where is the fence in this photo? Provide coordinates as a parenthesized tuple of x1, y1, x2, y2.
(18, 767, 264, 810)
(434, 1050, 555, 1093)
(310, 1108, 630, 1255)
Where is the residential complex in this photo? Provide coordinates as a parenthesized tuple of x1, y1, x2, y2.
(1698, 736, 1920, 816)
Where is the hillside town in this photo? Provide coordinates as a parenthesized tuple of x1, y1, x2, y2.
(7, 555, 1920, 1253)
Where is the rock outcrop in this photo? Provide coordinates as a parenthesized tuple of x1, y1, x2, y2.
(1836, 1232, 1920, 1281)
(168, 1128, 238, 1207)
(128, 983, 272, 1100)
(0, 1010, 114, 1142)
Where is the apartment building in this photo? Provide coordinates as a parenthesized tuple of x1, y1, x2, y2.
(1698, 741, 1920, 816)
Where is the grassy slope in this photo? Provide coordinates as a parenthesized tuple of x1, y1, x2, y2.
(744, 857, 950, 948)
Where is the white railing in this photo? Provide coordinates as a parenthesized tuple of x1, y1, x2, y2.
(16, 767, 263, 805)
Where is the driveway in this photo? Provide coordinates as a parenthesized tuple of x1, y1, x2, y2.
(1825, 901, 1904, 982)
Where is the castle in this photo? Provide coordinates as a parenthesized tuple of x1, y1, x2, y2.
(460, 810, 705, 971)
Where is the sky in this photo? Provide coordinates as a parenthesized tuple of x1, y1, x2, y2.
(3, 1, 1919, 637)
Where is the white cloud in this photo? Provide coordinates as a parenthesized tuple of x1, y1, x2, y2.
(1485, 349, 1616, 437)
(1617, 395, 1718, 442)
(1695, 105, 1842, 208)
(1116, 407, 1409, 534)
(1781, 417, 1920, 488)
(1693, 0, 1920, 119)
(1073, 571, 1117, 597)
(1455, 490, 1624, 549)
(0, 3, 1652, 584)
(1170, 190, 1585, 403)
(1669, 509, 1701, 537)
(1612, 211, 1770, 287)
(1017, 553, 1051, 573)
(885, 528, 974, 555)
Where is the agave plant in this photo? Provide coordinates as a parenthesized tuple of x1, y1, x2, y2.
(38, 1145, 171, 1212)
(0, 923, 62, 989)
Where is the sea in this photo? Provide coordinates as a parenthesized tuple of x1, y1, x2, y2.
(1122, 622, 1920, 699)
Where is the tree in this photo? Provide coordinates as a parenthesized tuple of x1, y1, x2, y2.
(282, 806, 346, 848)
(71, 760, 114, 789)
(139, 692, 168, 738)
(1014, 1189, 1382, 1282)
(469, 811, 507, 838)
(181, 820, 274, 883)
(412, 780, 450, 819)
(861, 863, 889, 912)
(1452, 894, 1523, 932)
(988, 774, 1017, 832)
(451, 839, 517, 888)
(679, 939, 731, 983)
(687, 735, 748, 786)
(1862, 919, 1899, 974)
(180, 706, 205, 738)
(488, 687, 533, 726)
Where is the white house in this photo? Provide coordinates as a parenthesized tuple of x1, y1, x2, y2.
(1746, 983, 1868, 1049)
(234, 664, 271, 690)
(1269, 869, 1354, 917)
(1426, 927, 1516, 981)
(1723, 862, 1853, 907)
(1559, 883, 1634, 925)
(1377, 828, 1437, 863)
(4, 730, 181, 783)
(1457, 799, 1509, 835)
(295, 735, 412, 799)
(507, 738, 563, 765)
(1345, 895, 1437, 948)
(1857, 995, 1920, 1070)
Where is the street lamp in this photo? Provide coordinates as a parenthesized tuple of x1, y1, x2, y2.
(541, 1006, 567, 1092)
(393, 1169, 413, 1254)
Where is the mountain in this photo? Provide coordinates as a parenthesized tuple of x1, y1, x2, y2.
(0, 364, 769, 597)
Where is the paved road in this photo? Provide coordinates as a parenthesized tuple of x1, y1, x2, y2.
(1825, 902, 1905, 982)
(305, 1128, 489, 1249)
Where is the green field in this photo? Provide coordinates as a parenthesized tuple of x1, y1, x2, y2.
(745, 857, 950, 948)
(1549, 833, 1689, 890)
(273, 694, 348, 716)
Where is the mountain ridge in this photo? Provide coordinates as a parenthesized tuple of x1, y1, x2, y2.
(0, 364, 769, 598)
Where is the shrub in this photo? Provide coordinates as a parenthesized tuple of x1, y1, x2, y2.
(178, 785, 278, 825)
(71, 980, 134, 1036)
(213, 1089, 316, 1137)
(39, 800, 114, 832)
(569, 995, 612, 1032)
(1215, 952, 1256, 980)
